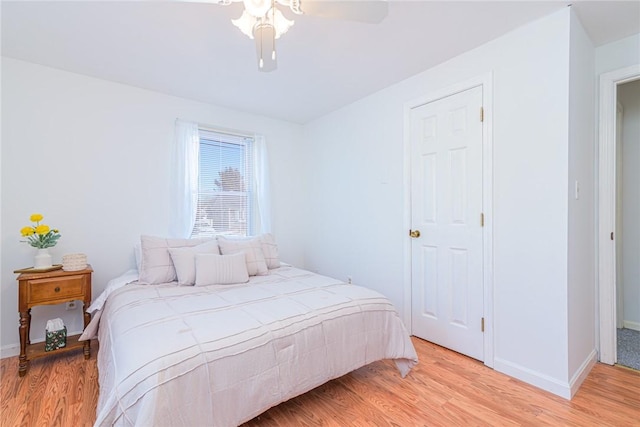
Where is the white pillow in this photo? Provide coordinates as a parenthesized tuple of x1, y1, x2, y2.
(168, 240, 220, 286)
(138, 235, 210, 285)
(260, 233, 280, 269)
(217, 236, 269, 276)
(195, 253, 249, 286)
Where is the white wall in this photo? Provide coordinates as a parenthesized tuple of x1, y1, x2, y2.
(303, 9, 580, 396)
(618, 79, 640, 330)
(1, 58, 305, 355)
(596, 33, 640, 76)
(567, 9, 596, 393)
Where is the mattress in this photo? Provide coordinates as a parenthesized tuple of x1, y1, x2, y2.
(90, 266, 418, 426)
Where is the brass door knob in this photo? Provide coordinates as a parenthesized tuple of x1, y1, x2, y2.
(54, 287, 61, 292)
(409, 229, 421, 238)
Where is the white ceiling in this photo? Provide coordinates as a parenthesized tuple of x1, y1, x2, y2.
(2, 1, 639, 123)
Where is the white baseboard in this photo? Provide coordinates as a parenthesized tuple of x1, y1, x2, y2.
(1, 344, 20, 359)
(494, 350, 598, 400)
(623, 320, 640, 332)
(494, 358, 572, 399)
(569, 350, 598, 398)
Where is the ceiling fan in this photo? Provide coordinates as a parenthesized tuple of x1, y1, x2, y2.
(191, 0, 389, 72)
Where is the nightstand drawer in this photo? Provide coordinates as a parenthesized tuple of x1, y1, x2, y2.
(28, 275, 85, 304)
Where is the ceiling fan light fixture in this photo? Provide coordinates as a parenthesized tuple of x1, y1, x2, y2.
(242, 0, 271, 17)
(229, 0, 305, 71)
(275, 0, 303, 15)
(231, 10, 257, 39)
(232, 5, 293, 40)
(267, 8, 294, 38)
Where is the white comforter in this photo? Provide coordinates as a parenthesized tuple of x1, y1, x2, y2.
(93, 266, 418, 426)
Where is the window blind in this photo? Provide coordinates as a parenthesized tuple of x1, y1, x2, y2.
(191, 129, 254, 238)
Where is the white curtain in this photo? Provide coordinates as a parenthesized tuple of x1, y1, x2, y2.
(253, 135, 271, 234)
(169, 120, 200, 238)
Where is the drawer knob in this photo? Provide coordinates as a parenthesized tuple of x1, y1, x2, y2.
(54, 287, 60, 293)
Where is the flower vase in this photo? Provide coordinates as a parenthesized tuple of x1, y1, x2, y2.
(34, 248, 53, 269)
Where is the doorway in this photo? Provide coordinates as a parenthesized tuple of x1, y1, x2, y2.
(615, 79, 640, 371)
(597, 64, 640, 366)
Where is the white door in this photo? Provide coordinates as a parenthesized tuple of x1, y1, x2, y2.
(410, 86, 484, 361)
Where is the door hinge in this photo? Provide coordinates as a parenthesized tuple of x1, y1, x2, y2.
(611, 231, 614, 241)
(481, 317, 485, 332)
(480, 107, 484, 122)
(480, 213, 485, 227)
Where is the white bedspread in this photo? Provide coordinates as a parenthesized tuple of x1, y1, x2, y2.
(94, 266, 418, 426)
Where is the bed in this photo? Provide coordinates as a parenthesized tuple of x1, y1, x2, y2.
(82, 236, 418, 426)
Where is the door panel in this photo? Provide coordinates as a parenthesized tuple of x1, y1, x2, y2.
(410, 86, 484, 361)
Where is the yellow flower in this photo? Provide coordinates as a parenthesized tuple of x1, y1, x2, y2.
(20, 214, 60, 248)
(21, 226, 35, 236)
(35, 224, 50, 235)
(30, 213, 44, 222)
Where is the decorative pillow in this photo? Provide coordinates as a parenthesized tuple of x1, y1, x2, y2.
(260, 233, 280, 269)
(138, 235, 210, 285)
(217, 236, 269, 276)
(168, 240, 221, 286)
(195, 253, 249, 286)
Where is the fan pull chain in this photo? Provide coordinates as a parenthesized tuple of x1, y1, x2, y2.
(259, 18, 264, 69)
(271, 0, 276, 60)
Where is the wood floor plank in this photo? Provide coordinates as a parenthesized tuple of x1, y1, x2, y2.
(1, 337, 639, 426)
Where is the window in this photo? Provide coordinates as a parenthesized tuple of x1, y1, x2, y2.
(191, 129, 254, 238)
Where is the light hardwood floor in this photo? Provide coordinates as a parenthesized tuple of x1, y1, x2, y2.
(1, 337, 639, 426)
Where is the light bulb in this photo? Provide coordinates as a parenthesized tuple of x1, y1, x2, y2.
(243, 0, 271, 17)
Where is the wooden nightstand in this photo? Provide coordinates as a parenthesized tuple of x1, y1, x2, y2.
(15, 265, 93, 377)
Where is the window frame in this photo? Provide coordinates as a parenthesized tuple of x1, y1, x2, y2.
(190, 129, 255, 238)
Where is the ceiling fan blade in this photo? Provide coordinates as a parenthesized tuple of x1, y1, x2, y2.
(301, 1, 388, 24)
(254, 25, 278, 72)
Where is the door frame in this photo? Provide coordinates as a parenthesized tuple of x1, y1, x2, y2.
(403, 73, 494, 367)
(615, 101, 624, 330)
(598, 64, 640, 365)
